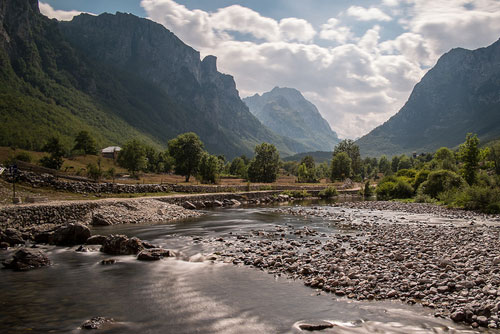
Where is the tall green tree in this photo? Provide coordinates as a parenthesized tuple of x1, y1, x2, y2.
(331, 152, 351, 181)
(39, 136, 65, 170)
(458, 133, 480, 185)
(378, 155, 391, 175)
(297, 156, 318, 183)
(247, 143, 280, 183)
(73, 131, 97, 155)
(229, 157, 248, 179)
(333, 139, 362, 176)
(168, 132, 204, 182)
(117, 139, 147, 176)
(489, 142, 500, 175)
(198, 152, 221, 184)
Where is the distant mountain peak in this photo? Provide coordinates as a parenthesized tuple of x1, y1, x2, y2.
(243, 87, 339, 152)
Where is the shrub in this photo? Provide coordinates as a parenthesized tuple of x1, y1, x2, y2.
(318, 187, 338, 199)
(259, 185, 272, 191)
(291, 190, 311, 198)
(419, 170, 465, 198)
(392, 179, 414, 198)
(376, 177, 413, 200)
(363, 181, 374, 198)
(396, 169, 416, 178)
(376, 181, 396, 200)
(14, 152, 32, 163)
(413, 170, 430, 190)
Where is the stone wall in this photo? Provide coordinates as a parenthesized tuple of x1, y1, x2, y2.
(6, 171, 334, 195)
(0, 191, 302, 230)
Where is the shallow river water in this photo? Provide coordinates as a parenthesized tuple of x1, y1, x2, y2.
(0, 203, 493, 333)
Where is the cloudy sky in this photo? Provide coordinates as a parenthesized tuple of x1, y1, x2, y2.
(40, 0, 500, 139)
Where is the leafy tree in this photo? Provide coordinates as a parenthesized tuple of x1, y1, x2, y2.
(458, 133, 480, 185)
(297, 156, 318, 183)
(331, 152, 351, 181)
(86, 162, 102, 181)
(364, 180, 373, 197)
(391, 155, 400, 172)
(39, 136, 65, 170)
(433, 147, 456, 171)
(229, 157, 248, 178)
(158, 152, 175, 173)
(397, 155, 412, 170)
(247, 143, 280, 183)
(420, 170, 465, 198)
(73, 131, 97, 155)
(106, 167, 116, 183)
(117, 139, 147, 176)
(378, 155, 391, 175)
(282, 161, 299, 176)
(489, 142, 500, 175)
(198, 152, 221, 184)
(333, 139, 362, 176)
(168, 132, 204, 182)
(316, 162, 330, 179)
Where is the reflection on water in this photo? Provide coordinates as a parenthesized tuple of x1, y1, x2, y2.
(0, 206, 490, 333)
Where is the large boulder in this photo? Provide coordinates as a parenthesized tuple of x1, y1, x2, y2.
(0, 228, 25, 246)
(101, 235, 145, 255)
(137, 248, 171, 261)
(85, 235, 107, 245)
(2, 248, 51, 271)
(52, 223, 91, 246)
(91, 213, 114, 226)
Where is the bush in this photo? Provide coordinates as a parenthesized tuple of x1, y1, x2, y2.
(259, 185, 272, 190)
(376, 181, 396, 200)
(376, 177, 413, 200)
(14, 152, 32, 163)
(290, 190, 311, 198)
(413, 170, 429, 190)
(363, 181, 373, 197)
(396, 169, 416, 178)
(419, 170, 465, 198)
(318, 187, 338, 199)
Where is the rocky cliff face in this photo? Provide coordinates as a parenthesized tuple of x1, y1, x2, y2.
(357, 38, 500, 157)
(59, 13, 307, 158)
(0, 0, 308, 158)
(244, 87, 340, 152)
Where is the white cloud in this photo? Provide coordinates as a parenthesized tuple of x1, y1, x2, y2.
(346, 6, 392, 22)
(39, 2, 90, 21)
(319, 18, 355, 44)
(139, 0, 500, 139)
(279, 18, 316, 43)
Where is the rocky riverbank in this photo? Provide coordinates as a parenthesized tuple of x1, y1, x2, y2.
(201, 203, 500, 329)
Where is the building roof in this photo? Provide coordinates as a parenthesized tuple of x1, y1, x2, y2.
(101, 146, 122, 153)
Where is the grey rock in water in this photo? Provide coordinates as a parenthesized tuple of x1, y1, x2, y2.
(101, 235, 145, 255)
(137, 248, 171, 261)
(52, 223, 91, 246)
(81, 317, 114, 330)
(2, 248, 51, 271)
(0, 228, 25, 246)
(86, 235, 107, 245)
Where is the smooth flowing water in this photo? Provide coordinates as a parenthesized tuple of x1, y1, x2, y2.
(0, 204, 490, 333)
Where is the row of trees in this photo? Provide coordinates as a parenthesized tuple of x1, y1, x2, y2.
(373, 134, 500, 213)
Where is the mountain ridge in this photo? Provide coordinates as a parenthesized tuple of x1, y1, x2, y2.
(243, 87, 340, 152)
(0, 0, 309, 159)
(356, 38, 500, 157)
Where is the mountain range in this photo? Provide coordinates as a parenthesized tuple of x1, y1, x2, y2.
(0, 0, 309, 159)
(243, 87, 340, 152)
(357, 38, 500, 157)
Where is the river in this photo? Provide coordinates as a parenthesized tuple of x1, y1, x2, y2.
(0, 203, 491, 333)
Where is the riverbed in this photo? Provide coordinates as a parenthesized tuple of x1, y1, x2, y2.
(0, 203, 497, 333)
